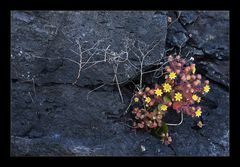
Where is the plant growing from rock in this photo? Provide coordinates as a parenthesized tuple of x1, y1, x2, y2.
(131, 55, 210, 145)
(26, 34, 210, 146)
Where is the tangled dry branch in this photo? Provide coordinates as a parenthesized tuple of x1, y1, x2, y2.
(29, 36, 169, 105)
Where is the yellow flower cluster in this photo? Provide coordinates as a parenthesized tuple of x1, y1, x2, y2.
(163, 83, 172, 93)
(131, 55, 212, 145)
(160, 104, 168, 111)
(154, 88, 163, 97)
(203, 85, 210, 93)
(169, 72, 176, 80)
(195, 108, 202, 117)
(145, 97, 151, 104)
(174, 92, 183, 101)
(192, 94, 201, 103)
(192, 66, 196, 74)
(134, 97, 139, 103)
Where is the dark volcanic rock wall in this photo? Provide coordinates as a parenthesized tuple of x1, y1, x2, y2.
(11, 11, 229, 156)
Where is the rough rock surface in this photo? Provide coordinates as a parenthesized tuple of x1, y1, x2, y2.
(167, 11, 229, 89)
(11, 11, 167, 87)
(11, 11, 229, 156)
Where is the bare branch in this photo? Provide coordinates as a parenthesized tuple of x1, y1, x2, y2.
(123, 94, 135, 115)
(112, 64, 124, 103)
(87, 83, 106, 100)
(167, 11, 182, 29)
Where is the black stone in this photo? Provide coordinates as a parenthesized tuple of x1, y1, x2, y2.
(11, 11, 229, 156)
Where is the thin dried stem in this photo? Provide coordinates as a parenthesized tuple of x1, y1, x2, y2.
(113, 64, 124, 103)
(28, 92, 34, 103)
(27, 36, 167, 114)
(123, 94, 135, 115)
(87, 83, 106, 100)
(167, 11, 182, 29)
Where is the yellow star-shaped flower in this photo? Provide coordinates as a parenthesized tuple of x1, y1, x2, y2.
(160, 104, 168, 111)
(134, 97, 139, 103)
(145, 97, 151, 104)
(163, 83, 172, 93)
(195, 109, 202, 117)
(196, 97, 201, 103)
(186, 75, 191, 80)
(192, 66, 196, 74)
(192, 94, 199, 101)
(154, 88, 163, 97)
(169, 72, 176, 80)
(174, 92, 183, 101)
(203, 85, 210, 93)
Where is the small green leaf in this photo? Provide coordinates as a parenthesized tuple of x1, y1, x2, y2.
(151, 127, 162, 138)
(157, 104, 162, 111)
(153, 107, 158, 113)
(151, 123, 169, 138)
(163, 96, 171, 103)
(161, 123, 168, 134)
